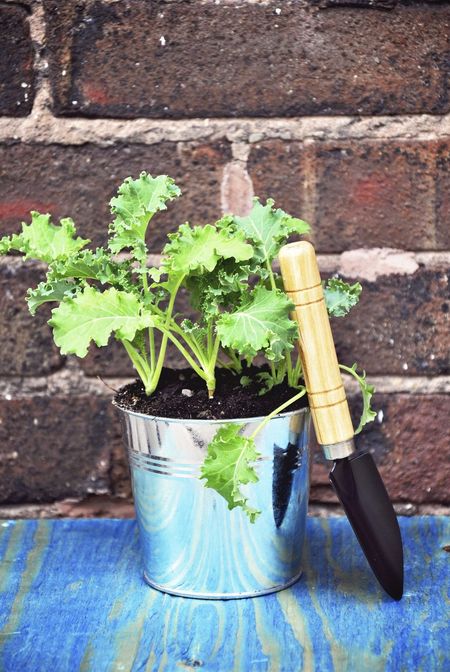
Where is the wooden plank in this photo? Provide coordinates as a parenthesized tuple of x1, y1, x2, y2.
(0, 517, 448, 671)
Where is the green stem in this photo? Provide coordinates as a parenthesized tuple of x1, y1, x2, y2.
(160, 328, 208, 382)
(161, 315, 208, 367)
(277, 358, 286, 384)
(206, 321, 214, 359)
(251, 388, 307, 440)
(291, 354, 302, 387)
(148, 327, 155, 372)
(285, 350, 293, 386)
(265, 258, 277, 291)
(226, 349, 243, 373)
(122, 340, 151, 388)
(146, 274, 184, 394)
(204, 334, 221, 397)
(269, 360, 276, 380)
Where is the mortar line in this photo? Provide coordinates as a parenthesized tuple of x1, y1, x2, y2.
(1, 373, 449, 398)
(1, 114, 450, 146)
(1, 251, 448, 271)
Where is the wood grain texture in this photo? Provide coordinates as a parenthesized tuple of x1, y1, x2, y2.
(0, 517, 448, 671)
(279, 242, 354, 446)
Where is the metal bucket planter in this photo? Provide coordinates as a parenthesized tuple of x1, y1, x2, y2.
(115, 403, 311, 599)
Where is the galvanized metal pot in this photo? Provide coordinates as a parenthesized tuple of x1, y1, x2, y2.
(115, 403, 311, 599)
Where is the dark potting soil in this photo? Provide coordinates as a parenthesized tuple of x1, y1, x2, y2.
(114, 367, 308, 420)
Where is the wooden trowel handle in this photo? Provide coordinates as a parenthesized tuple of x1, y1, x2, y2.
(279, 241, 354, 450)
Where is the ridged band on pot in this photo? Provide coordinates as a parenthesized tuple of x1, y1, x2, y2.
(114, 402, 311, 599)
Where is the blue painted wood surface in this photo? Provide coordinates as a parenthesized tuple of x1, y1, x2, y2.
(0, 517, 448, 671)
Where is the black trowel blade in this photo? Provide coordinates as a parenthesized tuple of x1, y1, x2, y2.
(330, 451, 404, 600)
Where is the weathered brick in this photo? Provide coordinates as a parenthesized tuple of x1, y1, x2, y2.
(0, 261, 63, 376)
(44, 0, 450, 118)
(0, 5, 34, 116)
(332, 267, 449, 376)
(436, 142, 450, 250)
(0, 141, 231, 248)
(248, 141, 308, 219)
(313, 141, 440, 252)
(311, 393, 450, 505)
(0, 393, 119, 503)
(248, 140, 446, 252)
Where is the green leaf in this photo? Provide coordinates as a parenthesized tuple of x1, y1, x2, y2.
(255, 371, 276, 395)
(0, 213, 89, 263)
(49, 286, 154, 357)
(231, 198, 310, 265)
(324, 278, 362, 317)
(51, 248, 136, 293)
(163, 223, 253, 276)
(216, 286, 297, 362)
(185, 258, 252, 320)
(0, 233, 22, 255)
(180, 319, 207, 342)
(27, 278, 79, 315)
(340, 363, 376, 434)
(201, 424, 261, 522)
(108, 173, 181, 261)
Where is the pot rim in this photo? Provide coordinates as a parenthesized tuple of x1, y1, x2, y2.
(112, 398, 309, 425)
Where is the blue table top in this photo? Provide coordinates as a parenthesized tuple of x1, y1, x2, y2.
(0, 516, 449, 671)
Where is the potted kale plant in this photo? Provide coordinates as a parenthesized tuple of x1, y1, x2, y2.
(0, 173, 374, 598)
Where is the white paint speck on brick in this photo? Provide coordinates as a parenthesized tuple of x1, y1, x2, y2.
(159, 36, 166, 46)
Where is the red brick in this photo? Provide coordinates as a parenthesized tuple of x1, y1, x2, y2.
(313, 141, 440, 252)
(0, 261, 63, 376)
(436, 141, 450, 249)
(43, 1, 450, 118)
(311, 393, 450, 505)
(332, 268, 449, 376)
(248, 140, 446, 252)
(248, 141, 307, 219)
(0, 141, 231, 249)
(0, 393, 119, 503)
(0, 6, 34, 116)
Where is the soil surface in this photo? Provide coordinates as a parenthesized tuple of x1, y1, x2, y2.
(114, 367, 308, 420)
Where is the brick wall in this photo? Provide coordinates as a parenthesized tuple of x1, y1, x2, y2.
(0, 0, 449, 518)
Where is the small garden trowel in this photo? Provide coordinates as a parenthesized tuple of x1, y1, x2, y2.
(279, 241, 404, 600)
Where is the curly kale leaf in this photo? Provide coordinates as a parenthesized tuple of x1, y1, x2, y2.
(163, 223, 253, 275)
(324, 278, 362, 317)
(0, 212, 89, 263)
(49, 286, 154, 357)
(201, 424, 261, 522)
(228, 198, 310, 267)
(185, 258, 252, 320)
(108, 172, 181, 263)
(216, 286, 297, 362)
(27, 278, 79, 315)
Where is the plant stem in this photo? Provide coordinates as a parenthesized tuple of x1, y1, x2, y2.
(122, 339, 151, 389)
(265, 258, 277, 291)
(226, 349, 242, 373)
(269, 360, 276, 380)
(146, 274, 184, 395)
(285, 350, 293, 386)
(160, 329, 208, 382)
(205, 334, 221, 397)
(148, 327, 155, 371)
(251, 387, 307, 440)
